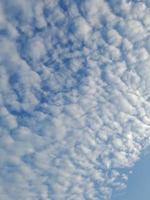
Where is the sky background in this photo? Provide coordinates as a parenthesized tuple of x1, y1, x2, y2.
(1, 0, 150, 200)
(111, 151, 150, 200)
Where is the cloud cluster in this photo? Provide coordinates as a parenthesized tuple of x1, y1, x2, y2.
(1, 0, 150, 199)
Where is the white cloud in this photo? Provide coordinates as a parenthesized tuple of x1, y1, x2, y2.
(1, 0, 150, 200)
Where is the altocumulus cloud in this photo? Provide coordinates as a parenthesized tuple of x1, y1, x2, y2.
(1, 0, 150, 199)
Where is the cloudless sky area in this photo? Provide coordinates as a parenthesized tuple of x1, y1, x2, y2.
(111, 151, 150, 200)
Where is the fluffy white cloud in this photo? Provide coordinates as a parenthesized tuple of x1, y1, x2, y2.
(1, 0, 150, 200)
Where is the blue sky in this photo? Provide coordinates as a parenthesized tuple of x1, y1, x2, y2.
(1, 0, 150, 200)
(111, 151, 150, 200)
